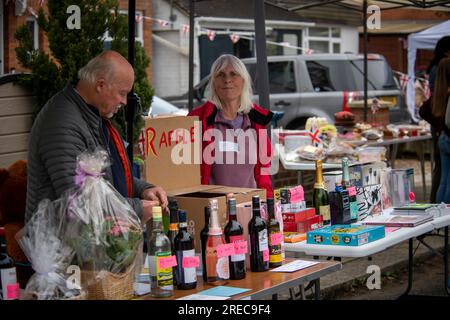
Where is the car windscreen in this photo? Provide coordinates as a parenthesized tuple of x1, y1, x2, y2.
(306, 59, 399, 92)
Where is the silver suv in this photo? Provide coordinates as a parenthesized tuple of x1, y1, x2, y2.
(166, 53, 409, 128)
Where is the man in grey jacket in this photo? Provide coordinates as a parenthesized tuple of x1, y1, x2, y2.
(26, 51, 167, 224)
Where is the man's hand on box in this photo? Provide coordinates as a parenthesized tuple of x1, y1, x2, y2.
(141, 200, 161, 225)
(142, 186, 168, 211)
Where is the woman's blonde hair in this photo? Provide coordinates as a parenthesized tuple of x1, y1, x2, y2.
(432, 58, 450, 118)
(205, 54, 254, 114)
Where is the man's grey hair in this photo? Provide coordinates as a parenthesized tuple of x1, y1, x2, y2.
(205, 54, 254, 114)
(78, 53, 116, 85)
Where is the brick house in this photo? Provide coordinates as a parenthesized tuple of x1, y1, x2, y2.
(358, 8, 450, 74)
(0, 0, 153, 81)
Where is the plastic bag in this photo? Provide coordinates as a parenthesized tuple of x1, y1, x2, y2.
(63, 149, 143, 278)
(17, 199, 80, 300)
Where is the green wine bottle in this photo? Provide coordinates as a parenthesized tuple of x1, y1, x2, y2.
(313, 159, 331, 225)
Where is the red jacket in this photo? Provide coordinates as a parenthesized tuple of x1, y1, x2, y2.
(188, 101, 274, 198)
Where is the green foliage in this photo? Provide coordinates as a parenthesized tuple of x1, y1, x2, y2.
(15, 0, 153, 143)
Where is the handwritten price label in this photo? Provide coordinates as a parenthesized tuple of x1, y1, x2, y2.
(6, 283, 19, 300)
(182, 256, 200, 268)
(216, 243, 235, 258)
(233, 241, 248, 255)
(263, 250, 270, 262)
(158, 255, 177, 269)
(347, 186, 357, 197)
(270, 233, 283, 246)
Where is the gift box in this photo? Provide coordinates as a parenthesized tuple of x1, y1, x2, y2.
(282, 208, 316, 224)
(349, 162, 386, 188)
(307, 224, 385, 246)
(283, 214, 323, 233)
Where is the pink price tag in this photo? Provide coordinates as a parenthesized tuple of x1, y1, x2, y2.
(289, 186, 304, 203)
(270, 232, 283, 246)
(158, 255, 178, 269)
(216, 243, 235, 258)
(6, 283, 19, 300)
(263, 249, 270, 262)
(182, 256, 200, 268)
(347, 187, 357, 197)
(233, 241, 248, 255)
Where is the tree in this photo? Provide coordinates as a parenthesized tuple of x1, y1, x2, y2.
(15, 0, 153, 143)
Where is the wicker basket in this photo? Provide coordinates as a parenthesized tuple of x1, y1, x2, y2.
(81, 262, 136, 300)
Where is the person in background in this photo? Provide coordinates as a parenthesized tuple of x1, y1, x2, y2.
(26, 51, 167, 224)
(188, 54, 274, 197)
(419, 36, 450, 203)
(431, 58, 450, 203)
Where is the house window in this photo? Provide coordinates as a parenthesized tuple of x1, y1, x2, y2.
(26, 17, 39, 50)
(104, 10, 144, 46)
(305, 26, 341, 54)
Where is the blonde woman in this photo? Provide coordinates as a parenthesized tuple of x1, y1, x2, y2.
(432, 58, 450, 203)
(188, 54, 274, 197)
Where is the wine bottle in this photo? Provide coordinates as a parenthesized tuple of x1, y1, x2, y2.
(174, 210, 197, 290)
(167, 199, 179, 285)
(200, 206, 210, 282)
(147, 206, 174, 298)
(248, 195, 269, 272)
(341, 157, 358, 223)
(224, 197, 246, 280)
(0, 230, 19, 300)
(206, 199, 229, 285)
(313, 159, 331, 225)
(267, 198, 282, 268)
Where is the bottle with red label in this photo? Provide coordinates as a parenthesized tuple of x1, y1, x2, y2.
(0, 228, 19, 300)
(248, 195, 269, 272)
(206, 199, 229, 285)
(224, 197, 246, 280)
(267, 198, 282, 268)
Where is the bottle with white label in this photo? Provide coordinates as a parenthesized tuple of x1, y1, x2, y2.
(174, 210, 197, 290)
(248, 195, 269, 272)
(147, 206, 174, 298)
(224, 197, 246, 280)
(0, 230, 19, 300)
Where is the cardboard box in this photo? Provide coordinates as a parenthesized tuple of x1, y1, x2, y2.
(323, 170, 342, 193)
(356, 184, 383, 221)
(142, 116, 266, 253)
(307, 224, 385, 246)
(349, 162, 386, 188)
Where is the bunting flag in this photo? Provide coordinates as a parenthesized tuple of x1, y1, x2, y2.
(304, 48, 314, 55)
(279, 42, 290, 47)
(158, 19, 170, 27)
(182, 24, 190, 34)
(135, 14, 143, 23)
(207, 30, 216, 41)
(398, 72, 409, 92)
(229, 34, 240, 44)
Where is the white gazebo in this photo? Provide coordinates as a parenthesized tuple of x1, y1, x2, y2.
(407, 20, 450, 122)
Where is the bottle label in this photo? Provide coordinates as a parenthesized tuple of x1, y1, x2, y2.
(206, 245, 230, 280)
(269, 231, 282, 263)
(228, 235, 246, 262)
(258, 229, 269, 252)
(320, 205, 331, 221)
(169, 223, 178, 231)
(216, 257, 230, 280)
(263, 249, 270, 262)
(1, 268, 18, 300)
(154, 252, 174, 289)
(177, 249, 197, 284)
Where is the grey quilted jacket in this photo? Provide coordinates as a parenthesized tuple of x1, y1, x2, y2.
(25, 83, 154, 220)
